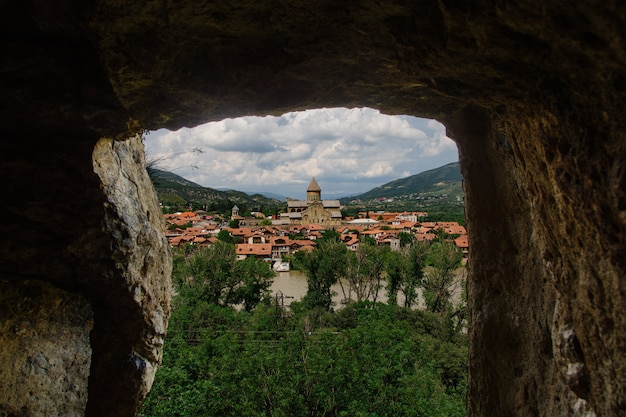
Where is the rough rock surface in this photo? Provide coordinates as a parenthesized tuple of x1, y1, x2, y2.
(0, 281, 93, 417)
(0, 1, 624, 416)
(89, 134, 171, 416)
(0, 126, 171, 416)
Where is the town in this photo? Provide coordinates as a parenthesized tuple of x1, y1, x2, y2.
(164, 178, 468, 267)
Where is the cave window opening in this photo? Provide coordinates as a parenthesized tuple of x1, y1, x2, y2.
(144, 107, 459, 205)
(140, 107, 468, 414)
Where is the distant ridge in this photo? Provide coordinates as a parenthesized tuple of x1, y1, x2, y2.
(149, 163, 462, 212)
(252, 191, 288, 201)
(340, 162, 462, 202)
(215, 188, 288, 201)
(148, 168, 204, 188)
(148, 168, 283, 210)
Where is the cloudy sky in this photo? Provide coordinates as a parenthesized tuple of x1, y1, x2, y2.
(144, 107, 458, 200)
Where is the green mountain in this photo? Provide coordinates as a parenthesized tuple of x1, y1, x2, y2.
(341, 162, 462, 202)
(148, 168, 283, 212)
(149, 168, 205, 188)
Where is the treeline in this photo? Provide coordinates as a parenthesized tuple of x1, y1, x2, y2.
(140, 236, 467, 417)
(295, 231, 466, 319)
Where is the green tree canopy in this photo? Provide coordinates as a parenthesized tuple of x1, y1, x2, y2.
(423, 242, 463, 313)
(141, 303, 467, 417)
(216, 229, 233, 243)
(174, 242, 274, 310)
(398, 231, 415, 247)
(343, 244, 388, 303)
(300, 240, 348, 311)
(383, 241, 430, 308)
(319, 228, 341, 243)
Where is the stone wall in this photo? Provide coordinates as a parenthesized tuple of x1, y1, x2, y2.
(0, 1, 624, 416)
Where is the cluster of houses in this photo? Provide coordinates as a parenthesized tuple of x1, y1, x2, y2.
(164, 209, 469, 264)
(163, 178, 468, 266)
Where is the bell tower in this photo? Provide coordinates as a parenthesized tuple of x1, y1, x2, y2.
(306, 177, 321, 201)
(231, 205, 240, 220)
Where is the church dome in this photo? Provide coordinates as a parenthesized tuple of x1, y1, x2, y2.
(307, 177, 321, 192)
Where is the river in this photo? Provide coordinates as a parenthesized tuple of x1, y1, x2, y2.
(269, 268, 465, 310)
(269, 270, 309, 305)
(269, 270, 412, 309)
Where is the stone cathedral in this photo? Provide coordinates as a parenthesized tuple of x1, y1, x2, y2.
(281, 178, 342, 227)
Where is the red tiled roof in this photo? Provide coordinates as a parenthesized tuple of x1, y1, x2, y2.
(454, 235, 469, 248)
(305, 224, 325, 231)
(368, 212, 397, 221)
(291, 240, 316, 247)
(269, 236, 290, 245)
(168, 235, 193, 246)
(360, 229, 382, 235)
(230, 227, 253, 236)
(235, 243, 272, 256)
(186, 227, 208, 235)
(445, 225, 467, 235)
(415, 233, 436, 242)
(420, 222, 438, 228)
(296, 245, 315, 252)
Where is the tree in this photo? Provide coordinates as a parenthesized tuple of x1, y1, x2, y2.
(141, 302, 467, 417)
(300, 240, 348, 311)
(404, 241, 430, 307)
(176, 242, 274, 311)
(384, 241, 429, 308)
(217, 229, 233, 243)
(423, 242, 463, 313)
(398, 231, 415, 247)
(344, 244, 387, 302)
(319, 228, 341, 243)
(361, 235, 377, 246)
(231, 257, 275, 312)
(183, 242, 239, 306)
(384, 249, 406, 306)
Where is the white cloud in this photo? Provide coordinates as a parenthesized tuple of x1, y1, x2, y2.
(145, 107, 458, 199)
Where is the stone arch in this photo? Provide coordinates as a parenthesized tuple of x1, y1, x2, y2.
(0, 1, 624, 416)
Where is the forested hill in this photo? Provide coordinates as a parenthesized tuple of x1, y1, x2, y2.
(148, 168, 205, 188)
(148, 168, 283, 211)
(341, 162, 462, 203)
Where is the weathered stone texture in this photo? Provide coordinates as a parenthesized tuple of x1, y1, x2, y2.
(0, 281, 93, 417)
(88, 134, 172, 416)
(0, 1, 624, 416)
(0, 131, 171, 417)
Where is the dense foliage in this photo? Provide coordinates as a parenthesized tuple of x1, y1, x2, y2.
(172, 242, 274, 312)
(140, 241, 467, 417)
